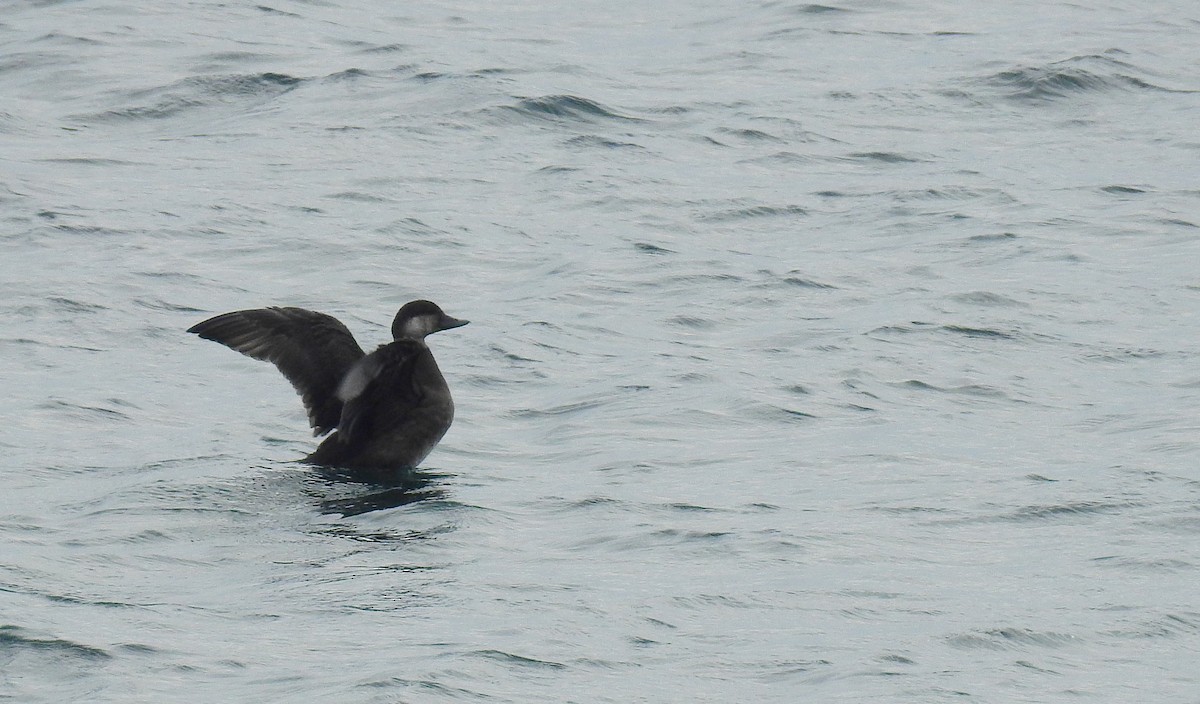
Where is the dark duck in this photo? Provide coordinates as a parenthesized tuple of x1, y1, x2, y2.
(188, 300, 467, 472)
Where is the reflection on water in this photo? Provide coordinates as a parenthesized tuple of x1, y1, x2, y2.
(306, 467, 450, 517)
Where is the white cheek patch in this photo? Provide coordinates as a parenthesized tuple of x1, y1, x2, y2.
(402, 315, 435, 338)
(337, 356, 381, 403)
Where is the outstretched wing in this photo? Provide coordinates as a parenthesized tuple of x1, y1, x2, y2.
(334, 341, 426, 446)
(188, 307, 366, 435)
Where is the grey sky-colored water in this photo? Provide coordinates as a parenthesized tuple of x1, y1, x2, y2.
(2, 1, 1199, 701)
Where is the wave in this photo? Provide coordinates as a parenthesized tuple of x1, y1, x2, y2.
(984, 53, 1195, 103)
(493, 94, 642, 124)
(0, 625, 111, 661)
(75, 72, 302, 123)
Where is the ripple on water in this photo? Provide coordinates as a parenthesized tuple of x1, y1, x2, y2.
(564, 134, 645, 150)
(1120, 613, 1200, 639)
(992, 500, 1141, 523)
(73, 72, 303, 124)
(468, 649, 567, 670)
(1091, 555, 1195, 574)
(892, 379, 1012, 400)
(980, 53, 1187, 103)
(0, 625, 112, 661)
(946, 627, 1079, 651)
(492, 94, 642, 124)
(867, 321, 1023, 342)
(948, 291, 1028, 308)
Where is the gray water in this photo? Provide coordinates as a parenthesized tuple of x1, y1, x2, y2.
(3, 1, 1199, 701)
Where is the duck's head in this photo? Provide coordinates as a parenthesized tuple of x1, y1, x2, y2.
(391, 300, 469, 340)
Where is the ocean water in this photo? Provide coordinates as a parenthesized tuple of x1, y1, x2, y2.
(3, 0, 1200, 701)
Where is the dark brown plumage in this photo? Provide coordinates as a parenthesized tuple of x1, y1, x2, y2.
(188, 300, 467, 471)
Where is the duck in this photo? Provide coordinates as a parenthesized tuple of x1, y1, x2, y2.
(188, 300, 467, 472)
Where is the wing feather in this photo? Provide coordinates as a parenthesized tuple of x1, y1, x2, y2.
(188, 307, 366, 435)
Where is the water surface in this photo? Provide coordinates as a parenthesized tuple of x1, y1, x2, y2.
(3, 1, 1199, 701)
